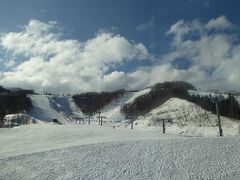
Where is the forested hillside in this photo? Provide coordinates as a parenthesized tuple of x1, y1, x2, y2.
(0, 86, 33, 126)
(121, 81, 240, 120)
(72, 89, 125, 115)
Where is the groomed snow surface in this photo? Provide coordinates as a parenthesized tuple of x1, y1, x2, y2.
(0, 124, 240, 180)
(1, 90, 240, 179)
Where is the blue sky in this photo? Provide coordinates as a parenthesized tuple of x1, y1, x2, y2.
(1, 0, 240, 53)
(0, 0, 240, 93)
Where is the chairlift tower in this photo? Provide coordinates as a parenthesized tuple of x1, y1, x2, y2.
(100, 116, 107, 126)
(126, 115, 137, 129)
(96, 111, 107, 126)
(87, 115, 94, 125)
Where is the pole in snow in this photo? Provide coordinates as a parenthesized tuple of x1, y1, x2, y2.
(155, 117, 167, 133)
(97, 111, 101, 125)
(131, 118, 133, 129)
(210, 94, 224, 137)
(162, 119, 166, 133)
(88, 116, 91, 125)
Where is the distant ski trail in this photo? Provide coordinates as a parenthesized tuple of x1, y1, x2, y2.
(28, 95, 69, 124)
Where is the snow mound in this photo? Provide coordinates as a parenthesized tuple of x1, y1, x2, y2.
(135, 98, 240, 136)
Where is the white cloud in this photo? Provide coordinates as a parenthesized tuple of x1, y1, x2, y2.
(4, 59, 16, 68)
(166, 19, 203, 47)
(0, 19, 150, 93)
(164, 15, 240, 90)
(0, 16, 239, 93)
(136, 19, 154, 32)
(205, 16, 233, 30)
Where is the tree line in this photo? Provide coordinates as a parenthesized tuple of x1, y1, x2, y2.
(72, 89, 125, 115)
(191, 93, 240, 120)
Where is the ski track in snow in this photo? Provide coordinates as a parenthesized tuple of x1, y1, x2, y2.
(0, 137, 239, 180)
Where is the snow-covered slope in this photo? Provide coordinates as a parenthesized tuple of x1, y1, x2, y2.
(0, 124, 239, 180)
(65, 95, 85, 117)
(28, 95, 69, 124)
(49, 95, 84, 121)
(135, 98, 240, 136)
(100, 88, 150, 125)
(27, 89, 151, 126)
(0, 124, 174, 158)
(27, 89, 239, 137)
(27, 88, 151, 125)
